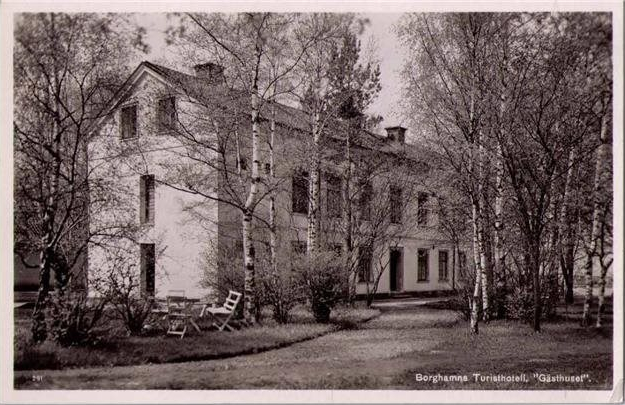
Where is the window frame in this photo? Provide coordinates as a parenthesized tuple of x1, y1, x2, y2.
(417, 193, 429, 226)
(326, 172, 342, 219)
(359, 180, 373, 221)
(291, 169, 309, 215)
(417, 248, 429, 282)
(357, 244, 373, 283)
(120, 104, 138, 140)
(139, 174, 155, 225)
(389, 185, 403, 224)
(438, 250, 449, 281)
(157, 96, 177, 132)
(140, 243, 156, 296)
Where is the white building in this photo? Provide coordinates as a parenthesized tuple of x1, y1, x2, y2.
(89, 61, 467, 300)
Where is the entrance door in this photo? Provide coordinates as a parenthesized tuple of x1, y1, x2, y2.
(389, 248, 403, 292)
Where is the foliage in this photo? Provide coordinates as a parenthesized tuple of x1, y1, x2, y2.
(397, 12, 613, 332)
(45, 291, 108, 347)
(295, 251, 346, 323)
(257, 264, 304, 324)
(14, 12, 146, 343)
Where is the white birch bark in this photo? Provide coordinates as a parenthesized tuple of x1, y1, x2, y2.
(470, 199, 482, 334)
(242, 52, 262, 324)
(559, 147, 577, 304)
(581, 113, 609, 327)
(307, 107, 321, 255)
(268, 95, 278, 279)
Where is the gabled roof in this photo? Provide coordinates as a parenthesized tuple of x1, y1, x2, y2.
(91, 61, 423, 162)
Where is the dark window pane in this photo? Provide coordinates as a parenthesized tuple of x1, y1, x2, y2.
(326, 173, 342, 218)
(418, 249, 429, 281)
(292, 170, 309, 214)
(359, 181, 372, 221)
(390, 185, 402, 224)
(140, 175, 155, 224)
(140, 243, 155, 296)
(158, 97, 176, 131)
(121, 105, 137, 139)
(357, 245, 373, 282)
(291, 241, 307, 255)
(438, 250, 449, 280)
(418, 193, 429, 226)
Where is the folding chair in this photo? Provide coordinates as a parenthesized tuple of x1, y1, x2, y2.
(166, 292, 194, 338)
(200, 290, 242, 331)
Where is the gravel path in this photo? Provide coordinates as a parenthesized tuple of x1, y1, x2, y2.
(15, 308, 460, 389)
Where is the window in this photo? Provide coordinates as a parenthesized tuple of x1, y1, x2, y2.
(140, 243, 155, 296)
(359, 181, 372, 221)
(357, 245, 373, 283)
(292, 169, 309, 214)
(140, 175, 155, 224)
(291, 241, 307, 255)
(458, 250, 467, 274)
(121, 105, 137, 139)
(417, 249, 429, 282)
(326, 173, 342, 218)
(417, 193, 429, 226)
(157, 97, 176, 131)
(390, 185, 402, 224)
(438, 250, 449, 281)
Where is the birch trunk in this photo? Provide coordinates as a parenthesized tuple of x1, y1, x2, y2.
(596, 224, 611, 327)
(32, 44, 63, 343)
(582, 114, 609, 327)
(493, 141, 505, 308)
(343, 127, 354, 301)
(242, 69, 261, 324)
(477, 140, 490, 321)
(559, 147, 577, 304)
(307, 107, 321, 255)
(530, 239, 542, 332)
(269, 97, 278, 280)
(470, 197, 482, 334)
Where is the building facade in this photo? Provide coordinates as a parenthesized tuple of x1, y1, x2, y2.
(89, 61, 467, 300)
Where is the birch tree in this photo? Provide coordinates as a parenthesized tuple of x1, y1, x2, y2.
(14, 13, 143, 343)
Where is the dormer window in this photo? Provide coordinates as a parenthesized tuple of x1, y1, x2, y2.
(158, 97, 176, 131)
(121, 105, 137, 139)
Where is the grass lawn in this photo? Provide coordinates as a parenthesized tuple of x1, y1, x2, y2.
(14, 305, 380, 371)
(400, 319, 613, 390)
(13, 299, 613, 390)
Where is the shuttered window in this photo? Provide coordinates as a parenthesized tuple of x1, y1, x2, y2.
(121, 105, 137, 139)
(140, 175, 155, 224)
(140, 243, 155, 296)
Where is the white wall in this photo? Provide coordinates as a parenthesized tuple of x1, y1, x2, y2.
(88, 70, 218, 299)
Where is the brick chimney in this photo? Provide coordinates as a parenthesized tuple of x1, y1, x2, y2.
(385, 126, 406, 143)
(193, 62, 224, 84)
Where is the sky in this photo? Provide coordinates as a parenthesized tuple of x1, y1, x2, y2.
(135, 13, 409, 135)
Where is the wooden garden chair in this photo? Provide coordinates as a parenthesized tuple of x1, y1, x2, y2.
(200, 290, 242, 331)
(165, 291, 200, 338)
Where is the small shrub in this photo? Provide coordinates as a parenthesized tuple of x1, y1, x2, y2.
(106, 265, 155, 335)
(46, 291, 108, 347)
(257, 264, 304, 323)
(505, 287, 534, 322)
(295, 251, 346, 323)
